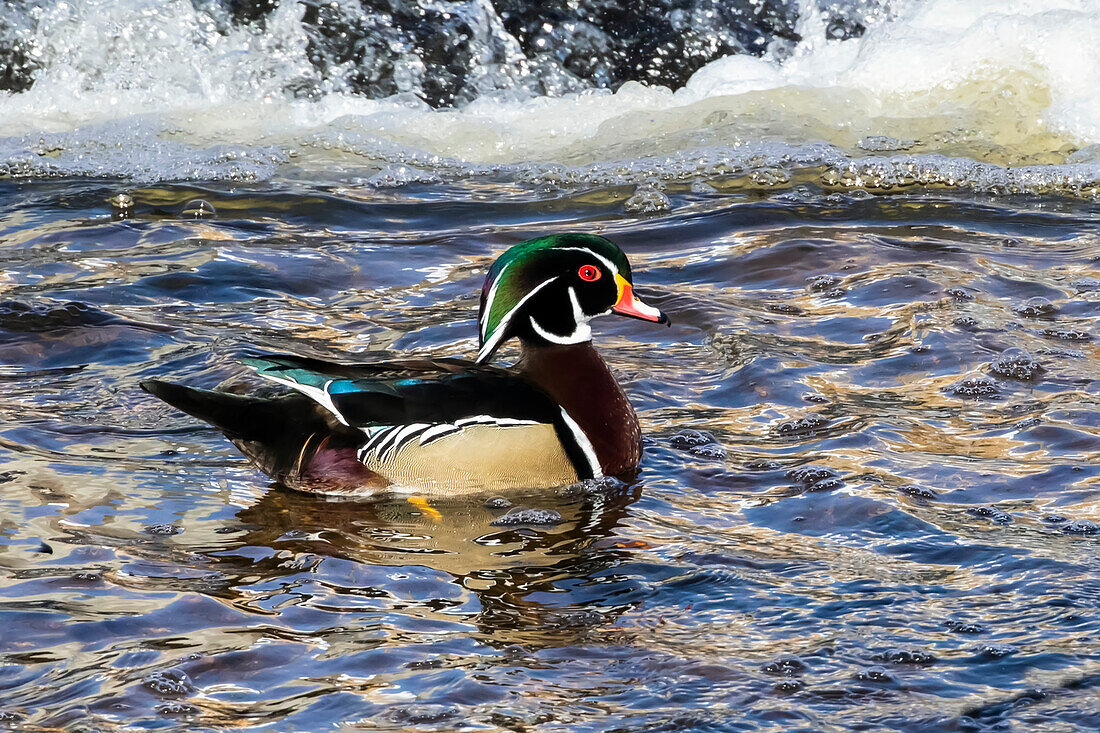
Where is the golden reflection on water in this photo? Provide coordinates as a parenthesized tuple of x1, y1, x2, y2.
(0, 185, 1098, 728)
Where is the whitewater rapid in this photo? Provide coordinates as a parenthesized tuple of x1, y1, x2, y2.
(0, 0, 1098, 195)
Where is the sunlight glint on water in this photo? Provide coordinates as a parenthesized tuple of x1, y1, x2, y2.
(0, 181, 1097, 729)
(0, 0, 1098, 729)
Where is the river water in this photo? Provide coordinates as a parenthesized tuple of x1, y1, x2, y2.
(1, 0, 1099, 730)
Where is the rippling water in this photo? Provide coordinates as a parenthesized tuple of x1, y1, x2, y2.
(1, 178, 1098, 729)
(2, 0, 1100, 727)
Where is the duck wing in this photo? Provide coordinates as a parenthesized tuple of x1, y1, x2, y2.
(240, 353, 601, 483)
(240, 353, 558, 427)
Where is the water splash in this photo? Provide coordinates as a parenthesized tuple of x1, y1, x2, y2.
(0, 0, 1098, 193)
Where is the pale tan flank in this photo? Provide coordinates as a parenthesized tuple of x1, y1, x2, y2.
(363, 422, 579, 494)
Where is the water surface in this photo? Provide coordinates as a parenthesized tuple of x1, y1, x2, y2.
(0, 180, 1098, 730)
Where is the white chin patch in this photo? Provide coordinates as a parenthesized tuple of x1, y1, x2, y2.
(526, 285, 595, 345)
(529, 315, 592, 344)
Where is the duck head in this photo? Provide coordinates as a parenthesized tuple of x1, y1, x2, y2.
(477, 233, 669, 363)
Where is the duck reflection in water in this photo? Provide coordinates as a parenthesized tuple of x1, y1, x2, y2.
(201, 481, 644, 648)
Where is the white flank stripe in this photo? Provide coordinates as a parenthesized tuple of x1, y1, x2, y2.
(414, 416, 541, 445)
(375, 422, 432, 460)
(558, 407, 603, 479)
(361, 425, 391, 450)
(418, 423, 462, 444)
(359, 425, 396, 461)
(454, 414, 538, 427)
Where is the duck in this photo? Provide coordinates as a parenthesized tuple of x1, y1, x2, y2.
(142, 232, 669, 495)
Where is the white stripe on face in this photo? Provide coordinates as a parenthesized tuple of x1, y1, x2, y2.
(477, 275, 559, 363)
(525, 284, 595, 344)
(480, 260, 512, 341)
(554, 246, 621, 278)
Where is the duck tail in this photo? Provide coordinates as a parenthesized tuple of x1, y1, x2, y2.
(140, 379, 288, 442)
(140, 379, 363, 485)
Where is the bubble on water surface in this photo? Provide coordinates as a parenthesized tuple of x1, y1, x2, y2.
(901, 485, 937, 499)
(156, 702, 199, 716)
(946, 287, 974, 301)
(944, 620, 985, 634)
(689, 443, 727, 460)
(774, 413, 832, 436)
(1061, 519, 1099, 535)
(872, 650, 936, 665)
(786, 466, 839, 486)
(367, 164, 444, 188)
(141, 669, 193, 697)
(668, 430, 717, 450)
(1042, 327, 1091, 341)
(853, 665, 894, 683)
(989, 348, 1043, 381)
(966, 506, 1013, 525)
(179, 199, 216, 219)
(144, 524, 182, 536)
(749, 167, 790, 187)
(108, 192, 134, 217)
(976, 644, 1019, 659)
(623, 185, 672, 214)
(1012, 297, 1057, 318)
(490, 508, 563, 526)
(807, 477, 844, 492)
(1072, 277, 1100, 292)
(808, 274, 841, 292)
(948, 375, 1001, 398)
(762, 656, 807, 677)
(484, 496, 511, 509)
(772, 679, 804, 693)
(386, 704, 461, 725)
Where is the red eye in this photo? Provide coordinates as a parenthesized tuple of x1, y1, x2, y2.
(578, 265, 601, 282)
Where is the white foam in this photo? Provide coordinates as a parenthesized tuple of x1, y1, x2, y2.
(0, 0, 1098, 191)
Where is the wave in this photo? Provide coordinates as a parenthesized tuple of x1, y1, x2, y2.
(1, 0, 1098, 196)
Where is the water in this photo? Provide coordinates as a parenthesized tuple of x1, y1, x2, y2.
(1, 0, 1100, 730)
(1, 179, 1097, 729)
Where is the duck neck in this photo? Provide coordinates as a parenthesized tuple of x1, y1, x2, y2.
(516, 340, 642, 477)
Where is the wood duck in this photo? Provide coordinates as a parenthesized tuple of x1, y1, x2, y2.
(142, 233, 669, 495)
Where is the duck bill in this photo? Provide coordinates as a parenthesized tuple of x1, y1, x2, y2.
(612, 275, 669, 325)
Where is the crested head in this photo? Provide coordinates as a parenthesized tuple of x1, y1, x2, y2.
(476, 233, 668, 363)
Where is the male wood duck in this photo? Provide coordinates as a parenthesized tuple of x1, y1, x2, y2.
(142, 233, 669, 495)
